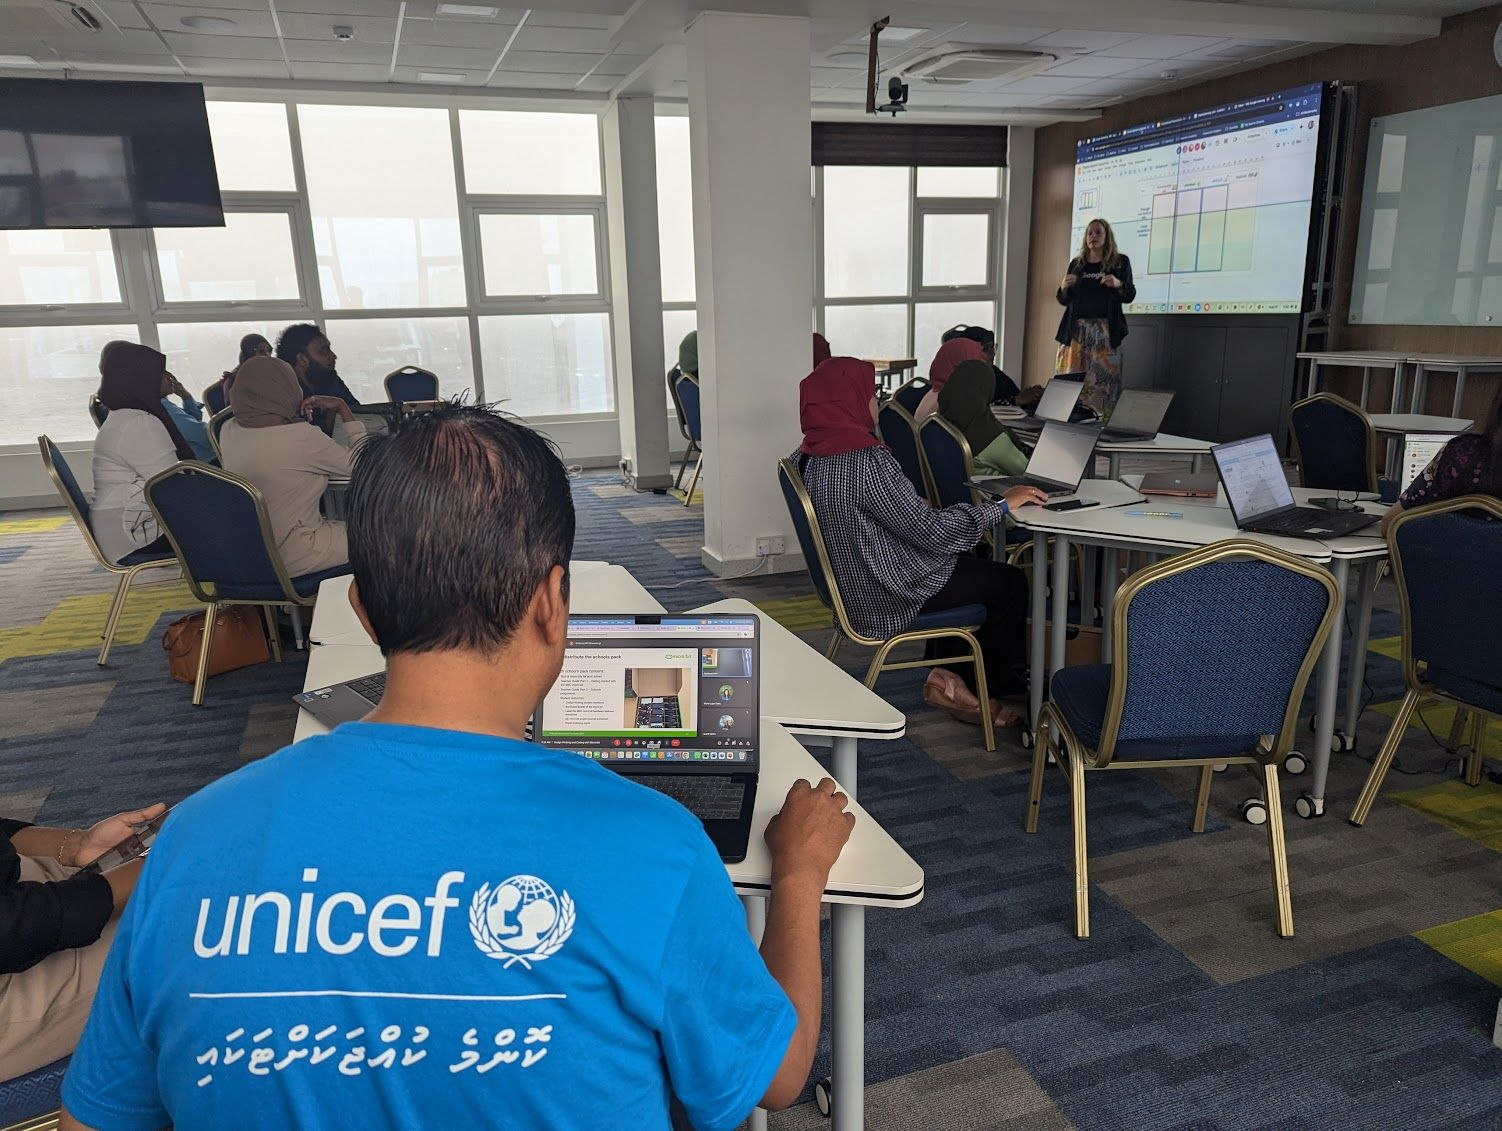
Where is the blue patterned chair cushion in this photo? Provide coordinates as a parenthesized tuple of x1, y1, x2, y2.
(0, 1056, 69, 1123)
(911, 603, 986, 632)
(1052, 663, 1267, 761)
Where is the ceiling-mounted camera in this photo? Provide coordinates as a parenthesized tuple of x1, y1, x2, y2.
(877, 76, 908, 116)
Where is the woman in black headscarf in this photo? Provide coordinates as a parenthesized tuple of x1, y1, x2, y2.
(204, 333, 272, 415)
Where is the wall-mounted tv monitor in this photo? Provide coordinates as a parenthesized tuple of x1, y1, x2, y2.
(0, 78, 224, 230)
(1070, 82, 1325, 315)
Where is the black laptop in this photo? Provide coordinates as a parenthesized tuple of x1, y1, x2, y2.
(971, 420, 1101, 499)
(1211, 434, 1379, 539)
(1099, 389, 1174, 442)
(533, 613, 760, 862)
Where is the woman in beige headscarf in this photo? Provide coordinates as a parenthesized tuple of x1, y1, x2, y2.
(219, 356, 364, 576)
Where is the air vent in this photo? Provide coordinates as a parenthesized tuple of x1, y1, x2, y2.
(0, 0, 104, 36)
(903, 47, 1058, 85)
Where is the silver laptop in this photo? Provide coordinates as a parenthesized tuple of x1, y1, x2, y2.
(1100, 389, 1174, 442)
(1212, 434, 1378, 539)
(972, 420, 1100, 499)
(1400, 433, 1449, 493)
(533, 613, 760, 863)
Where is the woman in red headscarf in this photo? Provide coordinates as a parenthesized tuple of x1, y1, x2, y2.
(913, 337, 986, 423)
(90, 342, 197, 565)
(792, 357, 1046, 730)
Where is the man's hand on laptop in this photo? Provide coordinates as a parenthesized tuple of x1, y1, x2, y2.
(1003, 485, 1050, 511)
(766, 778, 855, 889)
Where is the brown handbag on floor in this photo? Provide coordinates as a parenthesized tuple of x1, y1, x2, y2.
(162, 606, 271, 684)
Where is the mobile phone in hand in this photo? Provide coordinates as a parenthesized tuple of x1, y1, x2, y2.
(78, 809, 171, 875)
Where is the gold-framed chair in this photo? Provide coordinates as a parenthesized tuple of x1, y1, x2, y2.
(144, 462, 348, 705)
(1289, 392, 1378, 494)
(667, 368, 703, 506)
(36, 436, 181, 666)
(1349, 495, 1502, 825)
(1026, 539, 1339, 938)
(876, 400, 934, 503)
(384, 365, 439, 405)
(777, 455, 996, 752)
(87, 395, 108, 429)
(207, 406, 234, 463)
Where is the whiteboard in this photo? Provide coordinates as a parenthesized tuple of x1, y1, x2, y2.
(1349, 93, 1502, 327)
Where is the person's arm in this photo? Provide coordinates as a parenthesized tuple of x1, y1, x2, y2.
(975, 432, 1030, 477)
(0, 840, 113, 974)
(861, 450, 1007, 553)
(125, 414, 181, 480)
(1115, 256, 1136, 305)
(1056, 260, 1078, 305)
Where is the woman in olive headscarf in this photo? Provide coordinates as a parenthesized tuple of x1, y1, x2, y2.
(219, 356, 364, 576)
(937, 360, 1028, 477)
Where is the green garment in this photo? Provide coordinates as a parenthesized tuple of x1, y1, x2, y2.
(677, 330, 698, 375)
(973, 432, 1029, 477)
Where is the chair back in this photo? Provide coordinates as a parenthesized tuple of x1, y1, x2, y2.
(665, 367, 692, 443)
(919, 415, 978, 509)
(1389, 495, 1502, 710)
(37, 435, 113, 569)
(1097, 540, 1339, 763)
(1289, 393, 1376, 493)
(673, 371, 702, 443)
(203, 382, 227, 417)
(777, 456, 859, 637)
(891, 377, 929, 415)
(384, 366, 439, 404)
(145, 463, 298, 605)
(87, 395, 108, 429)
(877, 402, 932, 502)
(207, 407, 234, 462)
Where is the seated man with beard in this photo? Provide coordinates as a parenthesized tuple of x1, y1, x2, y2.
(275, 323, 361, 436)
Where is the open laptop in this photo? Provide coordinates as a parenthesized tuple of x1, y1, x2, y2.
(1400, 433, 1449, 493)
(971, 420, 1101, 499)
(1099, 389, 1174, 443)
(1140, 470, 1218, 498)
(1013, 375, 1087, 432)
(1211, 434, 1379, 539)
(533, 614, 760, 863)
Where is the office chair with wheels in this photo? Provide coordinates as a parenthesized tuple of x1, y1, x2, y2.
(1289, 393, 1378, 493)
(876, 402, 933, 503)
(384, 366, 439, 406)
(145, 463, 349, 705)
(1350, 495, 1502, 826)
(1027, 540, 1338, 938)
(37, 436, 180, 665)
(778, 455, 996, 752)
(87, 395, 108, 429)
(669, 369, 703, 505)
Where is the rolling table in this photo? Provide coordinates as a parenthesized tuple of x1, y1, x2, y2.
(1012, 480, 1389, 821)
(301, 567, 911, 1129)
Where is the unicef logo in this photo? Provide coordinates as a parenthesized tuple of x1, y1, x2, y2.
(468, 875, 575, 969)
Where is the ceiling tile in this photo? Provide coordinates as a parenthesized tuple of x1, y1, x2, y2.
(575, 74, 618, 92)
(1044, 54, 1155, 78)
(142, 3, 278, 37)
(272, 0, 403, 15)
(524, 10, 619, 31)
(289, 59, 390, 80)
(277, 12, 401, 43)
(95, 0, 150, 30)
(179, 56, 292, 78)
(1025, 30, 1141, 52)
(1097, 35, 1230, 59)
(66, 56, 184, 73)
(589, 52, 649, 76)
(945, 24, 1057, 47)
(396, 44, 500, 68)
(160, 32, 287, 60)
(494, 49, 602, 74)
(1120, 58, 1221, 80)
(401, 17, 522, 50)
(990, 74, 1088, 95)
(47, 26, 172, 56)
(485, 71, 581, 90)
(401, 2, 529, 18)
(512, 25, 613, 53)
(390, 65, 482, 84)
(1070, 77, 1155, 97)
(282, 39, 392, 63)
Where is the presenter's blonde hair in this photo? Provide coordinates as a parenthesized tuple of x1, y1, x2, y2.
(1076, 218, 1121, 269)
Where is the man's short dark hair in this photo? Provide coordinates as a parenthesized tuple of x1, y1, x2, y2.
(346, 404, 575, 656)
(942, 324, 995, 349)
(276, 323, 324, 366)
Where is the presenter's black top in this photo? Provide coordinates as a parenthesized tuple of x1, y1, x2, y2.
(1056, 254, 1136, 349)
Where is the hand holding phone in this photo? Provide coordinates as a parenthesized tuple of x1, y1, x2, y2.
(77, 806, 170, 875)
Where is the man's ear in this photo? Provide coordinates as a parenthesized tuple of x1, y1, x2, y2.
(348, 578, 378, 645)
(534, 564, 569, 648)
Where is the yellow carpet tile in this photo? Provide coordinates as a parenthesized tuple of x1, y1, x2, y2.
(1417, 910, 1502, 988)
(0, 515, 71, 535)
(752, 594, 833, 634)
(1389, 779, 1502, 853)
(1370, 698, 1502, 746)
(0, 583, 197, 663)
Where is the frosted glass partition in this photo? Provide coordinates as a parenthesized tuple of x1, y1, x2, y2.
(1350, 93, 1502, 326)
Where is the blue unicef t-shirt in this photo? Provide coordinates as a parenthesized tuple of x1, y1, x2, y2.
(64, 723, 796, 1131)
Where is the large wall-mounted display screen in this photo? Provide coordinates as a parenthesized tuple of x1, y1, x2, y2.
(1071, 83, 1324, 315)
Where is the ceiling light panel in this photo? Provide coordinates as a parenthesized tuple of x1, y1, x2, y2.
(181, 14, 236, 30)
(418, 69, 466, 81)
(435, 3, 497, 16)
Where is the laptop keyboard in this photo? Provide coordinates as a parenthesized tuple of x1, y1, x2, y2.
(634, 696, 682, 728)
(349, 673, 387, 704)
(644, 775, 746, 821)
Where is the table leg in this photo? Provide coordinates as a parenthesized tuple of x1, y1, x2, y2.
(1100, 547, 1119, 659)
(1359, 366, 1371, 411)
(1191, 454, 1204, 473)
(1343, 561, 1376, 739)
(1411, 363, 1427, 414)
(1451, 367, 1467, 421)
(1390, 363, 1405, 414)
(830, 903, 864, 1131)
(1079, 547, 1097, 631)
(1308, 558, 1350, 816)
(743, 895, 769, 1131)
(1049, 535, 1070, 685)
(832, 735, 857, 800)
(1107, 452, 1121, 479)
(1030, 530, 1048, 732)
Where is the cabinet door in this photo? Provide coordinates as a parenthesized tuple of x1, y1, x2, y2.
(1164, 324, 1226, 439)
(1218, 324, 1294, 441)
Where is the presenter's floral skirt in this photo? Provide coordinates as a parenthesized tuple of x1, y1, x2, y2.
(1055, 318, 1121, 419)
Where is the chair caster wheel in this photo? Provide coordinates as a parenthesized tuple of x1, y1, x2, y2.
(1240, 797, 1267, 825)
(1294, 793, 1324, 819)
(1020, 727, 1034, 749)
(1332, 731, 1355, 754)
(815, 1076, 832, 1118)
(1284, 752, 1308, 775)
(1212, 763, 1229, 774)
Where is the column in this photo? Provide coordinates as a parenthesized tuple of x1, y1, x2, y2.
(603, 95, 673, 491)
(999, 126, 1034, 381)
(686, 11, 813, 576)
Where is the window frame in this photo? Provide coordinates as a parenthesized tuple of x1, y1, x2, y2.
(467, 200, 610, 312)
(0, 229, 135, 326)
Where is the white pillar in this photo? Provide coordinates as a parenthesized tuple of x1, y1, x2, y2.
(686, 11, 813, 576)
(999, 126, 1034, 382)
(603, 96, 673, 491)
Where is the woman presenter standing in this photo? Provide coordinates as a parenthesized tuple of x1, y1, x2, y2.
(1054, 217, 1135, 419)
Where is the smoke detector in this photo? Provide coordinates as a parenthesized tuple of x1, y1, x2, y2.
(903, 47, 1058, 85)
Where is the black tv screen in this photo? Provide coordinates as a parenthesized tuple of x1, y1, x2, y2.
(0, 78, 224, 230)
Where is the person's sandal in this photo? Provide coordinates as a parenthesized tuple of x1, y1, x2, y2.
(923, 672, 984, 726)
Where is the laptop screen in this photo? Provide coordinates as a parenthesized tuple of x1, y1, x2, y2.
(1027, 421, 1099, 489)
(1036, 376, 1085, 422)
(1401, 434, 1449, 493)
(1212, 434, 1295, 523)
(1106, 389, 1173, 434)
(534, 614, 759, 770)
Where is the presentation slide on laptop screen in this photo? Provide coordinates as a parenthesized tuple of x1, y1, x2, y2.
(1215, 436, 1295, 518)
(1072, 82, 1323, 314)
(536, 617, 758, 766)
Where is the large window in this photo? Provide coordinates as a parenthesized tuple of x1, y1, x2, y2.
(655, 116, 695, 381)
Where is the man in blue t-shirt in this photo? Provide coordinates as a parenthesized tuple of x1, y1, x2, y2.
(61, 405, 854, 1131)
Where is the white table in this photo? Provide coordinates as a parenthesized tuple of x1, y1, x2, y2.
(1300, 350, 1502, 417)
(1406, 355, 1502, 419)
(301, 567, 911, 1129)
(1012, 480, 1389, 820)
(1096, 431, 1216, 479)
(1368, 413, 1472, 436)
(1297, 350, 1410, 411)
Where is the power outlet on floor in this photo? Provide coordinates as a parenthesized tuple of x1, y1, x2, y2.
(755, 535, 786, 557)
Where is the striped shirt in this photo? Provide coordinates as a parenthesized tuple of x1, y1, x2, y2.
(793, 446, 1007, 639)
